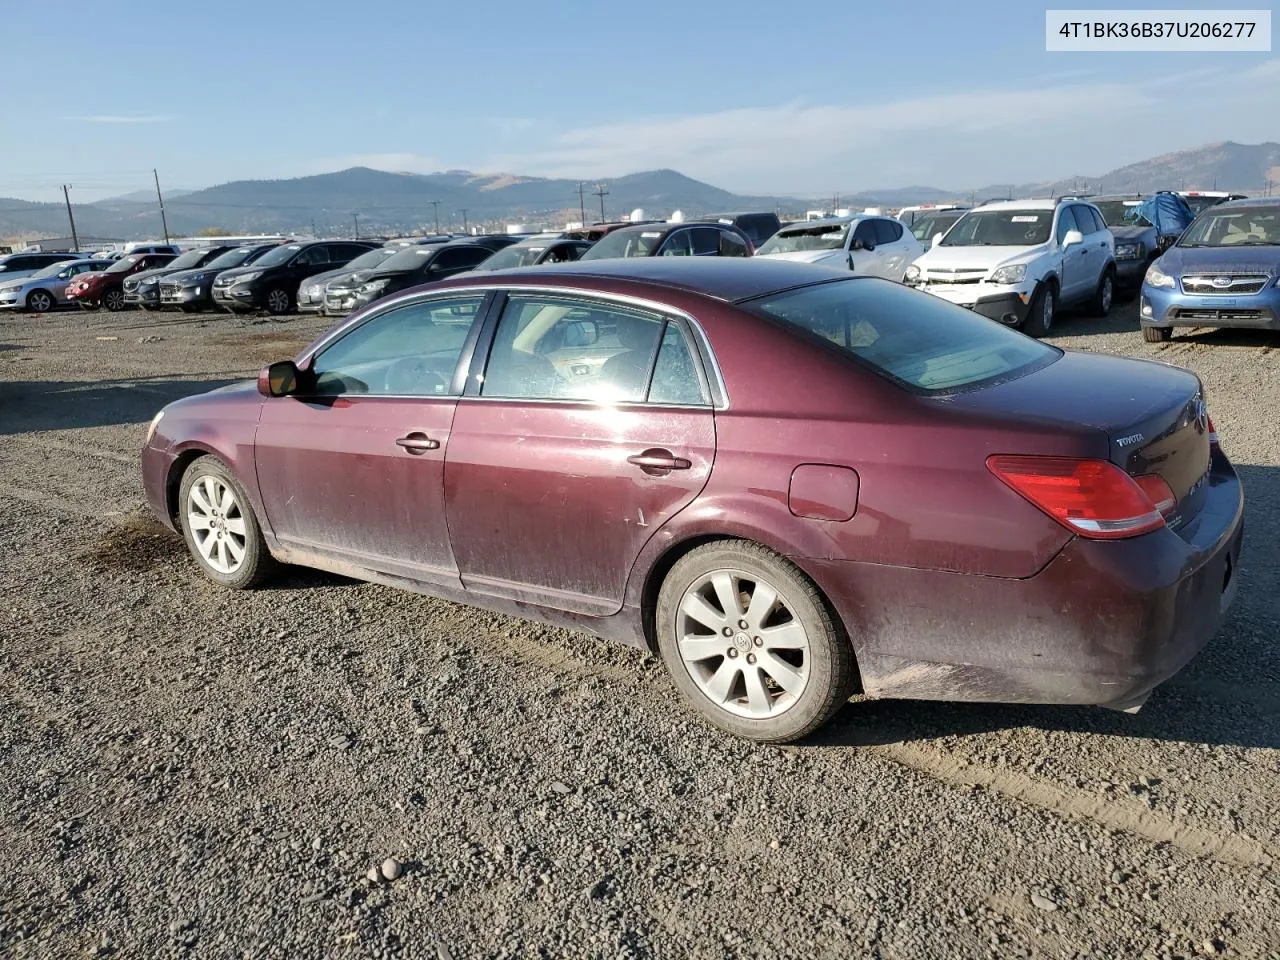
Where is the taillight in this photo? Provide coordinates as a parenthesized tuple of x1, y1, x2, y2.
(1133, 473, 1176, 516)
(987, 456, 1167, 539)
(1207, 416, 1220, 450)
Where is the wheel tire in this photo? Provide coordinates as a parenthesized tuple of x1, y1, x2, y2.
(1021, 281, 1057, 338)
(265, 288, 293, 316)
(1091, 267, 1115, 317)
(1142, 325, 1172, 343)
(102, 288, 126, 312)
(26, 289, 55, 313)
(655, 540, 857, 743)
(178, 455, 278, 589)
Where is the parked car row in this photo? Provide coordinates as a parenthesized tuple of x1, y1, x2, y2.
(4, 189, 1273, 341)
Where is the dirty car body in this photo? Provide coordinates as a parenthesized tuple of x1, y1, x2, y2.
(142, 258, 1244, 725)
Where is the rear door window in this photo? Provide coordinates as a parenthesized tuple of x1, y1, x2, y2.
(852, 221, 878, 248)
(718, 230, 750, 257)
(748, 278, 1058, 393)
(873, 219, 904, 245)
(690, 228, 721, 256)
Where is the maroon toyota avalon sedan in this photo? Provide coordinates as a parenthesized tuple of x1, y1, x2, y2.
(140, 258, 1243, 742)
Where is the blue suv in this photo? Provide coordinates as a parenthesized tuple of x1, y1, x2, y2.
(1140, 198, 1279, 342)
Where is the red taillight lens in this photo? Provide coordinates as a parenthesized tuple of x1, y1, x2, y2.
(1134, 473, 1176, 516)
(1207, 416, 1220, 450)
(987, 456, 1167, 539)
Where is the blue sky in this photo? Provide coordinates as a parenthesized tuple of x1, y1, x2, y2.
(1, 0, 1276, 201)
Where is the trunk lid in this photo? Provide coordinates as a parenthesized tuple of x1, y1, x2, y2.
(946, 350, 1211, 533)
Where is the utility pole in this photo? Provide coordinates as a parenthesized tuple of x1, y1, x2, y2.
(593, 183, 609, 222)
(459, 209, 469, 233)
(577, 181, 588, 224)
(429, 200, 441, 234)
(62, 185, 80, 252)
(352, 213, 360, 239)
(153, 169, 170, 244)
(310, 218, 317, 238)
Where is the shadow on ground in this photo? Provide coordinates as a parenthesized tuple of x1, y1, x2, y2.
(0, 376, 239, 435)
(811, 463, 1280, 752)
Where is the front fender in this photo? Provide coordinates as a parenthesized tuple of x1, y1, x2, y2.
(163, 418, 272, 539)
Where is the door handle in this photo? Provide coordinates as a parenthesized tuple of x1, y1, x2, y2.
(396, 432, 440, 454)
(627, 449, 692, 473)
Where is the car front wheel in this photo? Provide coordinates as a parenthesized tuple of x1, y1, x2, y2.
(178, 455, 277, 589)
(26, 290, 55, 313)
(1142, 325, 1173, 343)
(265, 288, 293, 315)
(655, 540, 857, 743)
(102, 288, 126, 312)
(1022, 281, 1057, 337)
(1092, 267, 1115, 317)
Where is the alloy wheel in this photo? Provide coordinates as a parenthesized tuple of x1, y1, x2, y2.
(28, 291, 54, 313)
(186, 475, 248, 575)
(266, 289, 290, 314)
(103, 289, 125, 311)
(1101, 274, 1113, 313)
(676, 570, 811, 719)
(1041, 291, 1054, 331)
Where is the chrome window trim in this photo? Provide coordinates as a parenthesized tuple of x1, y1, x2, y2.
(300, 282, 731, 410)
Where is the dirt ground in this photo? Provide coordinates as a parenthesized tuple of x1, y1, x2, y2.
(1, 300, 1278, 960)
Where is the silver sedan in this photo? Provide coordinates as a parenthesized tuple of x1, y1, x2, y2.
(0, 259, 106, 313)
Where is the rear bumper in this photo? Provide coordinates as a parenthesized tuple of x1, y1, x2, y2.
(805, 456, 1245, 709)
(1141, 283, 1280, 331)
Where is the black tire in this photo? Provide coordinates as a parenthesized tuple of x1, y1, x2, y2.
(180, 305, 202, 314)
(26, 289, 55, 313)
(655, 540, 857, 743)
(177, 455, 278, 589)
(1021, 280, 1057, 338)
(102, 287, 126, 312)
(264, 288, 293, 316)
(1142, 325, 1172, 343)
(1091, 267, 1115, 317)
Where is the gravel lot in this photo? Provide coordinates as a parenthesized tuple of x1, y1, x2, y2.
(2, 300, 1278, 960)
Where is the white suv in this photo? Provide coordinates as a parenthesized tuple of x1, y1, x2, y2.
(754, 215, 923, 281)
(905, 198, 1116, 336)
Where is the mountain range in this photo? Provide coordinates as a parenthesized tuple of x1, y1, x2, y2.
(2, 141, 1276, 242)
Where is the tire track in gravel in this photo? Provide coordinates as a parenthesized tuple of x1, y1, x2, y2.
(462, 625, 1280, 870)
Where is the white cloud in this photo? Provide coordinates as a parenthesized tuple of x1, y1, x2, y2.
(61, 115, 172, 124)
(486, 58, 1280, 193)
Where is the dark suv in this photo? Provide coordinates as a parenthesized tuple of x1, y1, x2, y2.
(159, 243, 282, 312)
(212, 240, 380, 314)
(578, 221, 754, 260)
(697, 212, 780, 249)
(346, 240, 500, 312)
(123, 245, 241, 310)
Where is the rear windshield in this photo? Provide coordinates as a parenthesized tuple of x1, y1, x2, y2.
(747, 278, 1057, 392)
(580, 229, 664, 260)
(756, 222, 849, 254)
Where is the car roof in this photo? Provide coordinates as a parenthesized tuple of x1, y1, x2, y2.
(432, 255, 851, 304)
(778, 215, 868, 229)
(971, 198, 1063, 212)
(1213, 197, 1279, 211)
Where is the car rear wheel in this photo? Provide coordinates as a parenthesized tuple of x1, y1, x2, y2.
(1022, 281, 1057, 338)
(1142, 325, 1173, 343)
(655, 540, 857, 743)
(1091, 267, 1115, 317)
(265, 288, 293, 315)
(178, 455, 277, 589)
(26, 290, 55, 313)
(102, 288, 126, 312)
